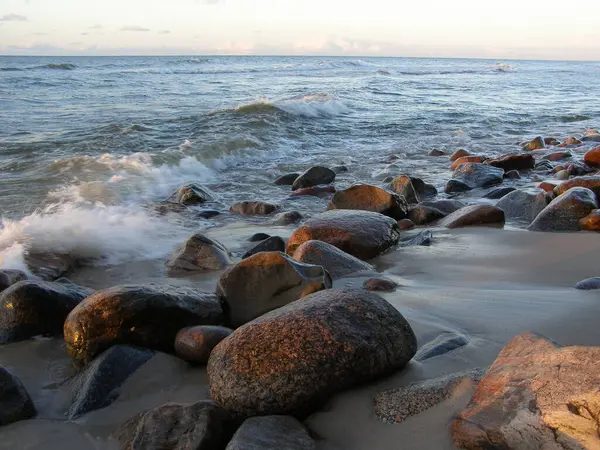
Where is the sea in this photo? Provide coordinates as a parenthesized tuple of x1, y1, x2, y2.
(0, 55, 599, 276)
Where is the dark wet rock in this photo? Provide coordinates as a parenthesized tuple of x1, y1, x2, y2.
(286, 209, 401, 260)
(175, 325, 233, 364)
(452, 163, 504, 189)
(374, 163, 400, 179)
(445, 179, 472, 194)
(242, 236, 286, 259)
(64, 285, 223, 367)
(452, 332, 600, 450)
(272, 210, 303, 225)
(407, 205, 446, 225)
(382, 176, 394, 183)
(580, 209, 600, 231)
(226, 415, 316, 450)
(554, 176, 600, 198)
(522, 136, 545, 151)
(416, 332, 471, 361)
(68, 345, 154, 419)
(543, 151, 572, 161)
(274, 173, 299, 186)
(534, 160, 554, 172)
(400, 229, 433, 247)
(419, 199, 465, 215)
(528, 187, 597, 232)
(439, 205, 505, 229)
(0, 280, 92, 344)
(167, 182, 214, 205)
(328, 184, 408, 220)
(487, 153, 535, 171)
(582, 134, 600, 142)
(483, 186, 516, 199)
(390, 175, 419, 204)
(584, 146, 600, 169)
(289, 185, 336, 197)
(208, 288, 417, 417)
(537, 181, 557, 192)
(564, 136, 582, 145)
(449, 149, 470, 161)
(495, 190, 553, 224)
(375, 368, 484, 424)
(248, 232, 270, 242)
(230, 201, 278, 216)
(0, 270, 27, 293)
(291, 240, 372, 279)
(331, 165, 348, 173)
(544, 137, 560, 146)
(292, 166, 336, 191)
(0, 367, 35, 426)
(216, 252, 331, 327)
(397, 219, 415, 230)
(575, 277, 600, 290)
(504, 170, 521, 179)
(362, 278, 399, 292)
(166, 234, 232, 273)
(115, 401, 233, 450)
(23, 251, 75, 281)
(429, 148, 446, 156)
(450, 156, 485, 171)
(566, 162, 593, 176)
(195, 209, 221, 219)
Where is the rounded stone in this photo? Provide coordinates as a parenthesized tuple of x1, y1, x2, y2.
(328, 184, 408, 219)
(175, 326, 234, 364)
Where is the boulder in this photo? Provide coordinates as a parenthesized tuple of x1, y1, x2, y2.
(543, 151, 572, 161)
(274, 173, 299, 186)
(556, 170, 569, 180)
(167, 182, 214, 205)
(564, 136, 582, 145)
(419, 199, 466, 215)
(23, 251, 74, 281)
(487, 153, 535, 171)
(450, 156, 485, 171)
(328, 184, 408, 220)
(362, 278, 398, 292)
(415, 332, 470, 362)
(242, 236, 286, 259)
(544, 137, 560, 146)
(115, 401, 233, 450)
(496, 190, 553, 224)
(230, 201, 278, 216)
(271, 210, 302, 225)
(504, 170, 521, 179)
(429, 149, 446, 156)
(554, 176, 600, 198)
(439, 205, 505, 229)
(582, 134, 600, 142)
(537, 182, 557, 192)
(286, 210, 401, 260)
(248, 233, 270, 242)
(0, 367, 35, 426)
(289, 185, 336, 197)
(522, 136, 545, 151)
(208, 288, 417, 417)
(452, 163, 504, 189)
(64, 285, 223, 367)
(444, 179, 472, 194)
(0, 270, 27, 293)
(390, 176, 419, 204)
(397, 219, 415, 230)
(575, 278, 600, 290)
(535, 160, 554, 172)
(375, 369, 484, 424)
(175, 326, 233, 364)
(483, 186, 516, 200)
(580, 209, 600, 231)
(0, 280, 92, 344)
(225, 416, 316, 450)
(584, 146, 600, 168)
(407, 205, 446, 225)
(216, 252, 331, 327)
(291, 240, 373, 279)
(67, 345, 154, 419)
(292, 166, 336, 191)
(453, 332, 600, 450)
(528, 187, 597, 232)
(449, 149, 470, 161)
(166, 234, 232, 273)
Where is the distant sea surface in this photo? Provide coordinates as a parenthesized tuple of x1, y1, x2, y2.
(0, 55, 599, 271)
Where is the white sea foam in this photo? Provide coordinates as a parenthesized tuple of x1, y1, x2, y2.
(227, 93, 351, 118)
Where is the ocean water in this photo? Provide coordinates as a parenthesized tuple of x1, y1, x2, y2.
(0, 55, 599, 273)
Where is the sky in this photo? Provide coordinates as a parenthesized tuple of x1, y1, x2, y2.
(0, 0, 599, 60)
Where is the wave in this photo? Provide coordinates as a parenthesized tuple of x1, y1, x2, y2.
(0, 67, 24, 72)
(559, 114, 591, 123)
(36, 63, 77, 70)
(489, 63, 517, 72)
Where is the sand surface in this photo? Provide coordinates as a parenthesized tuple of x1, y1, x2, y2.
(2, 226, 600, 449)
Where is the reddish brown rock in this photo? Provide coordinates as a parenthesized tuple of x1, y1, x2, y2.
(328, 184, 408, 219)
(487, 153, 534, 171)
(554, 176, 600, 198)
(529, 187, 597, 232)
(564, 136, 582, 145)
(390, 176, 419, 204)
(537, 182, 557, 192)
(579, 209, 600, 231)
(362, 278, 399, 292)
(450, 156, 485, 171)
(544, 137, 560, 146)
(449, 149, 470, 162)
(453, 332, 600, 450)
(583, 146, 600, 168)
(522, 136, 545, 151)
(286, 210, 401, 260)
(289, 185, 336, 197)
(291, 240, 373, 279)
(230, 201, 278, 216)
(543, 151, 572, 162)
(396, 219, 415, 230)
(175, 325, 233, 364)
(439, 205, 505, 229)
(452, 163, 504, 189)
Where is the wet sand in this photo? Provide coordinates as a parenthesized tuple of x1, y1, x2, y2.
(2, 226, 600, 449)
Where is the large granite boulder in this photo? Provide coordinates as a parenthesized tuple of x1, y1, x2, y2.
(0, 270, 27, 293)
(291, 240, 373, 279)
(528, 187, 597, 232)
(0, 367, 35, 426)
(0, 280, 92, 344)
(580, 209, 600, 231)
(230, 201, 278, 216)
(328, 184, 408, 220)
(487, 153, 535, 171)
(554, 176, 600, 198)
(166, 234, 232, 273)
(292, 166, 336, 191)
(226, 416, 316, 450)
(496, 190, 553, 224)
(390, 175, 420, 204)
(64, 285, 223, 367)
(584, 146, 600, 168)
(175, 326, 233, 364)
(438, 205, 505, 229)
(286, 210, 401, 260)
(451, 163, 504, 189)
(216, 252, 331, 327)
(167, 182, 214, 205)
(453, 332, 600, 450)
(208, 288, 417, 417)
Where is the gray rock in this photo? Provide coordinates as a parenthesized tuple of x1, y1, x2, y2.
(554, 176, 600, 199)
(429, 149, 446, 156)
(166, 234, 232, 273)
(407, 205, 446, 225)
(445, 179, 472, 194)
(575, 277, 600, 290)
(249, 233, 270, 242)
(582, 134, 600, 142)
(167, 182, 214, 205)
(230, 201, 278, 216)
(332, 165, 348, 173)
(496, 190, 553, 224)
(274, 173, 300, 186)
(272, 210, 303, 226)
(0, 270, 27, 293)
(291, 240, 373, 279)
(292, 166, 336, 191)
(0, 367, 35, 426)
(23, 251, 74, 281)
(226, 416, 316, 450)
(415, 332, 470, 361)
(504, 170, 521, 179)
(483, 186, 517, 199)
(390, 175, 420, 204)
(175, 325, 233, 364)
(535, 160, 554, 172)
(528, 187, 597, 232)
(439, 205, 505, 229)
(451, 163, 504, 189)
(243, 236, 286, 259)
(419, 199, 465, 215)
(195, 209, 221, 219)
(400, 230, 433, 247)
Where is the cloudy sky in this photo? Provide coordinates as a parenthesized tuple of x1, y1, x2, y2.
(1, 0, 599, 60)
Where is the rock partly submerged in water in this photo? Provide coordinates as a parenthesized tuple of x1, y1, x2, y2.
(175, 325, 233, 364)
(575, 277, 600, 290)
(445, 179, 472, 194)
(487, 153, 535, 171)
(216, 251, 331, 327)
(208, 288, 417, 417)
(286, 210, 401, 260)
(230, 201, 278, 216)
(64, 285, 223, 367)
(450, 156, 485, 171)
(0, 367, 35, 426)
(0, 270, 27, 293)
(328, 184, 408, 220)
(23, 251, 75, 281)
(495, 189, 553, 224)
(554, 176, 600, 198)
(449, 149, 470, 161)
(166, 234, 232, 273)
(390, 175, 437, 204)
(584, 146, 600, 169)
(226, 415, 316, 450)
(528, 187, 597, 232)
(522, 136, 545, 151)
(415, 332, 470, 362)
(291, 240, 373, 279)
(439, 205, 505, 229)
(271, 210, 303, 225)
(292, 166, 336, 191)
(579, 209, 600, 231)
(0, 280, 93, 344)
(242, 236, 286, 259)
(362, 278, 399, 292)
(407, 205, 446, 225)
(453, 332, 600, 450)
(274, 173, 300, 186)
(483, 186, 516, 200)
(167, 182, 214, 205)
(451, 163, 504, 189)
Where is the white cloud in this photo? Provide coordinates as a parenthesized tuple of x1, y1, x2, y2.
(120, 25, 150, 32)
(158, 29, 171, 34)
(89, 24, 103, 30)
(0, 13, 27, 21)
